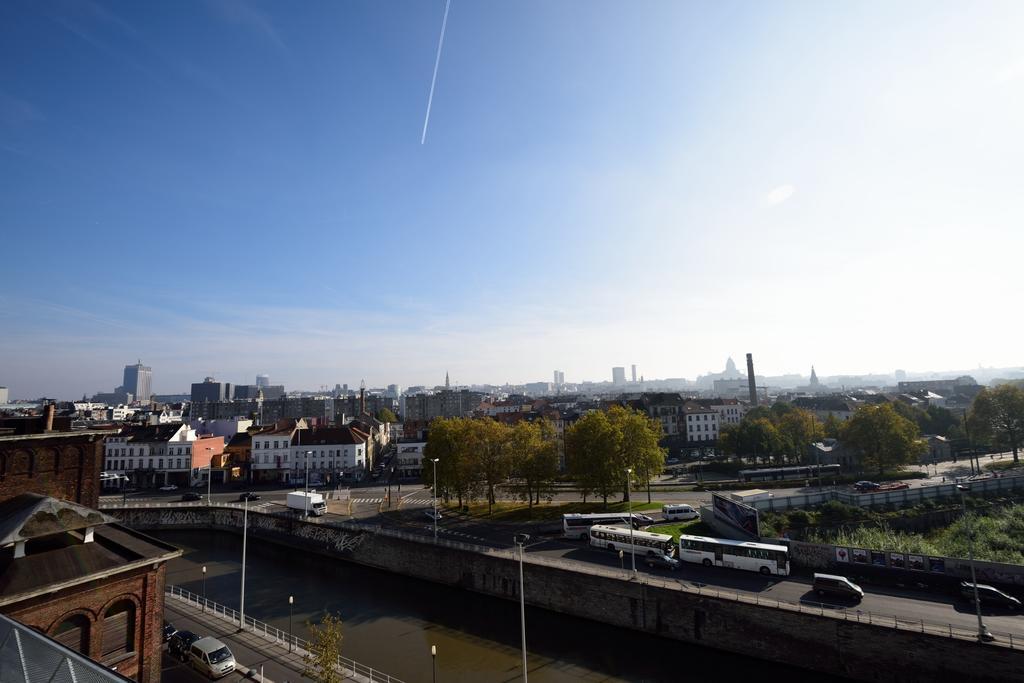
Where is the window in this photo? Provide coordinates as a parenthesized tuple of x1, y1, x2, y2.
(53, 614, 90, 655)
(128, 459, 133, 469)
(158, 459, 164, 468)
(102, 601, 135, 659)
(274, 441, 279, 449)
(255, 442, 260, 449)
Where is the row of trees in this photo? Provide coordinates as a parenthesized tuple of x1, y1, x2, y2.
(564, 405, 665, 505)
(425, 417, 560, 512)
(717, 403, 827, 466)
(424, 406, 667, 511)
(969, 384, 1024, 464)
(719, 401, 927, 475)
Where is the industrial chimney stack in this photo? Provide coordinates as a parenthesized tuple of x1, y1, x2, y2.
(746, 353, 758, 406)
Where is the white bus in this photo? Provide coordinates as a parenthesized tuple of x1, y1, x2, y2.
(589, 524, 676, 559)
(677, 534, 789, 576)
(562, 513, 647, 540)
(661, 504, 699, 521)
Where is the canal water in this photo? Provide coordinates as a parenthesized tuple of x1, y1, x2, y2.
(154, 530, 839, 683)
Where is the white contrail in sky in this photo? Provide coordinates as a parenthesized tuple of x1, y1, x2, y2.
(421, 0, 451, 144)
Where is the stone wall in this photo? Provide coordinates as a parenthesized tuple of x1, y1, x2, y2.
(112, 507, 1024, 683)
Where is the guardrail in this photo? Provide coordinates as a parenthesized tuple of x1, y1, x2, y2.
(132, 504, 1023, 650)
(512, 551, 1020, 649)
(166, 585, 404, 683)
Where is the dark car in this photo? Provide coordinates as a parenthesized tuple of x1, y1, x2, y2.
(854, 481, 880, 492)
(162, 621, 176, 642)
(168, 630, 201, 661)
(812, 573, 864, 601)
(960, 582, 1022, 609)
(644, 554, 681, 571)
(181, 492, 202, 501)
(238, 492, 261, 502)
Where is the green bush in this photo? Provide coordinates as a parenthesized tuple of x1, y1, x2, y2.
(786, 509, 814, 527)
(817, 500, 861, 525)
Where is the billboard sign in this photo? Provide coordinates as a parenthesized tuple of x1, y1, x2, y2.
(711, 493, 760, 538)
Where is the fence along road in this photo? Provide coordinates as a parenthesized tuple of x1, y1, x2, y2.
(166, 585, 405, 683)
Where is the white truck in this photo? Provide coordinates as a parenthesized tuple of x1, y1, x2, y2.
(286, 490, 327, 516)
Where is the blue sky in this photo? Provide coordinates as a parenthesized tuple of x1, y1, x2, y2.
(2, 1, 1023, 398)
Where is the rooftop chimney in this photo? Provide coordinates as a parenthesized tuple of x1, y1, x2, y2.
(746, 353, 758, 406)
(43, 403, 55, 432)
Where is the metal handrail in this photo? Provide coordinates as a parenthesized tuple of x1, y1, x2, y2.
(166, 585, 403, 683)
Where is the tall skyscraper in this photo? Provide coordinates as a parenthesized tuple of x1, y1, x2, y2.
(631, 365, 637, 383)
(256, 374, 270, 388)
(612, 367, 626, 385)
(122, 361, 152, 402)
(553, 370, 564, 385)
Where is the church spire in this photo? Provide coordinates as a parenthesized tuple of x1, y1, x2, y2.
(445, 371, 450, 389)
(810, 366, 819, 386)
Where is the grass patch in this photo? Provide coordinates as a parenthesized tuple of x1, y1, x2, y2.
(984, 460, 1022, 473)
(452, 499, 665, 522)
(648, 519, 713, 541)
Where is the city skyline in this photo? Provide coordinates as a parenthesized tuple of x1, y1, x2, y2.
(2, 2, 1023, 398)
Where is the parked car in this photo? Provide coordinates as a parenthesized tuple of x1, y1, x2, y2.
(188, 637, 236, 679)
(159, 484, 178, 491)
(162, 621, 176, 642)
(632, 513, 655, 526)
(168, 630, 201, 661)
(812, 573, 864, 601)
(853, 481, 880, 492)
(645, 554, 681, 570)
(960, 582, 1022, 609)
(238, 492, 261, 502)
(181, 492, 202, 501)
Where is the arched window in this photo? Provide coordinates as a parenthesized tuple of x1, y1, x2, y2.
(102, 600, 135, 659)
(53, 614, 90, 654)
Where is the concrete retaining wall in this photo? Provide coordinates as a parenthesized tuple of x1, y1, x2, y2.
(110, 507, 1024, 683)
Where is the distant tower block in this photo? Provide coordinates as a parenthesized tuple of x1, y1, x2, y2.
(631, 365, 637, 383)
(746, 353, 758, 406)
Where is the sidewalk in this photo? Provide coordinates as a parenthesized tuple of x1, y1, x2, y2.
(164, 600, 313, 683)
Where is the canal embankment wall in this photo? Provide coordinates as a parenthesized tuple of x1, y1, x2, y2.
(109, 506, 1024, 683)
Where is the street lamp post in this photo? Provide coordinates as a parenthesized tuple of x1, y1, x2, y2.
(201, 565, 207, 613)
(205, 447, 214, 505)
(303, 450, 314, 517)
(626, 467, 636, 574)
(431, 458, 439, 542)
(957, 484, 988, 642)
(288, 595, 294, 652)
(431, 644, 437, 683)
(239, 497, 248, 632)
(513, 533, 530, 682)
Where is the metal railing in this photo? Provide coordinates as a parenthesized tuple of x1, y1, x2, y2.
(166, 585, 404, 683)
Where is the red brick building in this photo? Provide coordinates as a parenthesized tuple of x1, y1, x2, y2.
(0, 431, 108, 508)
(0, 429, 180, 682)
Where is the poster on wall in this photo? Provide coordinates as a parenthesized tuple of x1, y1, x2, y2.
(711, 493, 760, 538)
(870, 551, 887, 567)
(890, 553, 905, 569)
(929, 557, 946, 573)
(909, 555, 925, 571)
(835, 547, 850, 562)
(852, 548, 868, 564)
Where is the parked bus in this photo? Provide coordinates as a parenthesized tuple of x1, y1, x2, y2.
(677, 534, 789, 576)
(588, 524, 675, 559)
(562, 513, 648, 540)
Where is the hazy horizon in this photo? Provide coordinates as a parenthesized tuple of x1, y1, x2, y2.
(2, 1, 1022, 399)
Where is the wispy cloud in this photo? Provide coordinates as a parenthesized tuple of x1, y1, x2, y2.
(993, 57, 1024, 86)
(764, 184, 795, 206)
(0, 91, 41, 127)
(207, 0, 288, 54)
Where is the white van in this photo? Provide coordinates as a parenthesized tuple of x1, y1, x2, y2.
(188, 637, 236, 679)
(662, 504, 699, 521)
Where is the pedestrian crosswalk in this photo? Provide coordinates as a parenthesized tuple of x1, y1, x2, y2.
(423, 525, 489, 544)
(352, 497, 384, 504)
